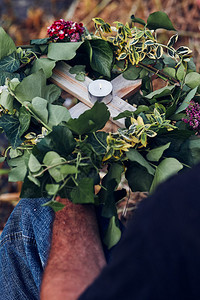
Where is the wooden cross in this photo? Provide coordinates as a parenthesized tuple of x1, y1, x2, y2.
(50, 62, 142, 131)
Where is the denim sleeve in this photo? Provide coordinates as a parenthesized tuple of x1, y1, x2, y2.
(0, 198, 54, 300)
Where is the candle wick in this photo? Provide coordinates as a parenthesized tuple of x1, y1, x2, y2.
(99, 83, 102, 89)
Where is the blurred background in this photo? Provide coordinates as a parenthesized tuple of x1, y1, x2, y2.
(0, 0, 200, 231)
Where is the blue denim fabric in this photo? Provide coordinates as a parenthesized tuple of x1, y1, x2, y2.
(0, 198, 54, 300)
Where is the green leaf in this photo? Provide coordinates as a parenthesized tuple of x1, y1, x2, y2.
(0, 90, 14, 112)
(100, 163, 124, 218)
(89, 40, 113, 78)
(125, 162, 154, 192)
(147, 11, 176, 31)
(150, 158, 183, 193)
(45, 184, 60, 195)
(48, 104, 71, 127)
(122, 65, 142, 80)
(30, 38, 50, 45)
(0, 27, 16, 59)
(185, 72, 200, 89)
(0, 71, 20, 85)
(131, 15, 146, 26)
(43, 151, 65, 183)
(69, 65, 86, 81)
(27, 174, 41, 186)
(28, 153, 42, 173)
(36, 125, 76, 157)
(8, 151, 30, 181)
(43, 84, 61, 104)
(67, 102, 110, 135)
(70, 177, 94, 204)
(126, 148, 155, 175)
(42, 200, 65, 212)
(145, 85, 175, 99)
(103, 216, 121, 249)
(87, 132, 107, 155)
(0, 114, 23, 148)
(31, 58, 56, 78)
(146, 142, 171, 162)
(14, 70, 46, 102)
(19, 106, 31, 137)
(60, 164, 78, 176)
(176, 63, 185, 82)
(175, 87, 197, 114)
(30, 97, 48, 124)
(0, 52, 20, 72)
(163, 67, 176, 78)
(47, 42, 83, 61)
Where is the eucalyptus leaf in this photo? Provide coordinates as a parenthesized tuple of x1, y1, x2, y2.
(147, 11, 176, 31)
(103, 216, 121, 249)
(47, 42, 83, 61)
(176, 63, 185, 82)
(175, 87, 197, 114)
(146, 142, 171, 162)
(122, 65, 142, 80)
(185, 72, 200, 89)
(145, 85, 175, 99)
(0, 27, 16, 59)
(150, 158, 183, 193)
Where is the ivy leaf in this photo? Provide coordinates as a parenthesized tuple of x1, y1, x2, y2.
(47, 42, 83, 61)
(43, 84, 61, 104)
(30, 38, 50, 45)
(0, 27, 16, 59)
(28, 153, 42, 173)
(8, 151, 30, 182)
(36, 126, 76, 157)
(0, 52, 20, 72)
(42, 199, 65, 212)
(0, 90, 14, 112)
(60, 165, 78, 176)
(19, 106, 31, 137)
(48, 104, 71, 127)
(31, 57, 56, 78)
(67, 102, 110, 135)
(70, 177, 94, 204)
(150, 158, 183, 193)
(0, 114, 23, 148)
(103, 216, 121, 249)
(45, 184, 60, 195)
(88, 40, 113, 78)
(30, 97, 48, 124)
(0, 71, 20, 86)
(69, 65, 86, 81)
(126, 148, 155, 175)
(87, 132, 107, 155)
(43, 151, 65, 183)
(113, 110, 134, 120)
(147, 11, 176, 31)
(125, 162, 154, 192)
(146, 142, 171, 162)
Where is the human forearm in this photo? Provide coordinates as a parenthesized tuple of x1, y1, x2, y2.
(40, 198, 106, 300)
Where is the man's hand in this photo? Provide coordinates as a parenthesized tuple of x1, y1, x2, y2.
(40, 198, 106, 300)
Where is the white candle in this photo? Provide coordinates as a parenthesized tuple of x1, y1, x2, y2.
(88, 79, 113, 104)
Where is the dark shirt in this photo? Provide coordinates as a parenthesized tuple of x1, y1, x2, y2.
(79, 163, 200, 300)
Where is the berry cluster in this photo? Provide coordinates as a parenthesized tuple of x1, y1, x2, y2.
(47, 19, 85, 42)
(183, 100, 200, 133)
